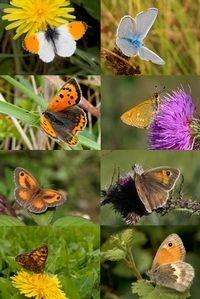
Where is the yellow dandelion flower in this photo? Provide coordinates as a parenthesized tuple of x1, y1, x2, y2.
(11, 271, 68, 299)
(2, 0, 75, 39)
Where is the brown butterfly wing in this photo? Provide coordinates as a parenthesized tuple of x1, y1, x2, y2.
(134, 167, 180, 212)
(143, 167, 180, 191)
(28, 189, 66, 213)
(14, 167, 41, 209)
(41, 106, 87, 145)
(16, 245, 48, 273)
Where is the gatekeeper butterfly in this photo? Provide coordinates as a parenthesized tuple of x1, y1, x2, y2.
(24, 21, 87, 63)
(133, 164, 180, 213)
(40, 78, 87, 145)
(147, 234, 195, 292)
(16, 245, 48, 273)
(14, 167, 66, 213)
(120, 91, 161, 128)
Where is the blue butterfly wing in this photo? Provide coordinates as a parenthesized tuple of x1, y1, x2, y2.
(116, 15, 138, 56)
(139, 46, 165, 65)
(116, 15, 136, 38)
(135, 8, 158, 40)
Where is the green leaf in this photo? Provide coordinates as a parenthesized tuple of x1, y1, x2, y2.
(132, 280, 191, 299)
(101, 248, 126, 262)
(53, 216, 97, 227)
(30, 210, 54, 225)
(0, 215, 25, 226)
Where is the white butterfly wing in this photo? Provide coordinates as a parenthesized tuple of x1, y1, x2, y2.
(36, 32, 55, 63)
(55, 24, 76, 57)
(116, 15, 136, 38)
(136, 8, 158, 40)
(139, 46, 165, 64)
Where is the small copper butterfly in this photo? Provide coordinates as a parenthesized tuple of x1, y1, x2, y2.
(120, 91, 160, 128)
(147, 234, 195, 292)
(23, 21, 87, 63)
(14, 167, 66, 213)
(16, 245, 48, 273)
(40, 78, 87, 145)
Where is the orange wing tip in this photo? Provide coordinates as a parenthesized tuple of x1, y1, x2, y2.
(23, 35, 40, 53)
(67, 21, 87, 40)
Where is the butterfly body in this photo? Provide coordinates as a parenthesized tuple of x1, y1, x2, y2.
(121, 93, 160, 128)
(147, 234, 195, 292)
(24, 21, 87, 63)
(116, 9, 165, 64)
(132, 164, 180, 213)
(16, 245, 48, 273)
(14, 167, 66, 213)
(40, 78, 87, 145)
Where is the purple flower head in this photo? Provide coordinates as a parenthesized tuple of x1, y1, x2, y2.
(148, 87, 196, 150)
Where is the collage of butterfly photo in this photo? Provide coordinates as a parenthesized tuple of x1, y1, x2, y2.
(0, 0, 200, 299)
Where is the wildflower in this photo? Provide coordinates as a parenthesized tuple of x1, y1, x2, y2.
(2, 0, 75, 39)
(11, 271, 68, 299)
(101, 169, 148, 225)
(148, 87, 198, 150)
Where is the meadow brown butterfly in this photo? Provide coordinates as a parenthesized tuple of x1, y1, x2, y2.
(147, 234, 195, 292)
(16, 245, 48, 273)
(120, 91, 160, 128)
(14, 167, 66, 213)
(40, 78, 87, 145)
(132, 164, 180, 213)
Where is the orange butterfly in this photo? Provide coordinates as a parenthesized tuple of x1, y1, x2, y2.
(120, 91, 160, 128)
(14, 167, 66, 213)
(16, 245, 48, 273)
(40, 78, 87, 145)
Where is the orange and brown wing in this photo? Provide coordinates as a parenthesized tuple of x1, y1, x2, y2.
(152, 234, 185, 268)
(40, 106, 87, 145)
(16, 245, 48, 273)
(14, 167, 40, 208)
(47, 78, 82, 112)
(27, 189, 66, 213)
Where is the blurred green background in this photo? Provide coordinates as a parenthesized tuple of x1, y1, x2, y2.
(0, 150, 100, 224)
(101, 75, 200, 149)
(0, 0, 100, 74)
(0, 225, 99, 299)
(101, 150, 200, 225)
(101, 226, 200, 299)
(101, 0, 200, 75)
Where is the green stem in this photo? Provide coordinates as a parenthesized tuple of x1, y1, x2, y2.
(126, 248, 142, 280)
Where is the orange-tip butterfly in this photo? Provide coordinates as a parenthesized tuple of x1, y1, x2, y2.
(23, 21, 87, 63)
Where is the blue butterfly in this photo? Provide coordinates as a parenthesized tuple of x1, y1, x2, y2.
(116, 8, 165, 65)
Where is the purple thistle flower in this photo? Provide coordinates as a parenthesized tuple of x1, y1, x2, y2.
(148, 87, 196, 150)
